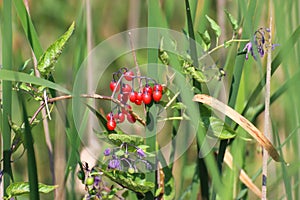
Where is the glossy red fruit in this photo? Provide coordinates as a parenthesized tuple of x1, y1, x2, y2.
(118, 93, 129, 104)
(129, 91, 137, 103)
(153, 90, 162, 102)
(124, 71, 134, 81)
(122, 84, 132, 94)
(136, 92, 143, 101)
(142, 92, 152, 105)
(107, 120, 116, 130)
(110, 81, 120, 92)
(135, 99, 142, 105)
(115, 112, 125, 123)
(153, 84, 163, 92)
(127, 113, 136, 123)
(106, 112, 114, 121)
(143, 85, 153, 95)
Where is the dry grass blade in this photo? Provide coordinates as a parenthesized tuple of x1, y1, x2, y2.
(193, 94, 281, 162)
(224, 150, 262, 198)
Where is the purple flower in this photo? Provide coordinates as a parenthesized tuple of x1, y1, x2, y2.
(108, 158, 121, 169)
(93, 175, 101, 187)
(103, 148, 111, 156)
(243, 42, 254, 60)
(243, 27, 278, 60)
(136, 148, 146, 158)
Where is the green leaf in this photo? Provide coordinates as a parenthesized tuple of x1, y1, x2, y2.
(9, 119, 39, 153)
(205, 15, 221, 38)
(171, 102, 187, 110)
(183, 66, 209, 83)
(86, 104, 116, 133)
(107, 133, 144, 146)
(163, 175, 175, 200)
(198, 30, 211, 51)
(37, 21, 75, 77)
(224, 10, 238, 31)
(5, 182, 58, 199)
(13, 0, 43, 58)
(101, 168, 154, 194)
(0, 69, 71, 94)
(202, 116, 236, 139)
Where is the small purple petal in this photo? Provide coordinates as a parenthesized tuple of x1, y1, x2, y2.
(258, 46, 264, 57)
(108, 158, 120, 169)
(137, 148, 146, 158)
(272, 44, 279, 50)
(243, 42, 253, 60)
(94, 176, 101, 186)
(103, 148, 111, 156)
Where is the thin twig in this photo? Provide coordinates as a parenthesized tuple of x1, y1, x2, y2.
(128, 32, 141, 78)
(29, 94, 146, 126)
(262, 15, 273, 199)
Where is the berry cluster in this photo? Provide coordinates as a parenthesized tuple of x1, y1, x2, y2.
(107, 67, 163, 131)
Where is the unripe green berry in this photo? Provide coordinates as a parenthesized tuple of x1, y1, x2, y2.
(128, 167, 135, 174)
(86, 177, 94, 186)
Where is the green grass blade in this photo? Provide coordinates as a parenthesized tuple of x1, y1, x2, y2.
(273, 123, 293, 200)
(20, 98, 40, 200)
(146, 1, 161, 197)
(13, 0, 43, 58)
(1, 0, 13, 194)
(185, 0, 199, 69)
(0, 69, 71, 94)
(251, 70, 300, 123)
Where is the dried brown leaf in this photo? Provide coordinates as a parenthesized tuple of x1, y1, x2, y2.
(193, 94, 281, 162)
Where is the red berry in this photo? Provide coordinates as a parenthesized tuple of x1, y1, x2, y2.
(136, 92, 143, 101)
(153, 84, 163, 92)
(129, 91, 137, 103)
(124, 71, 134, 81)
(118, 93, 129, 104)
(115, 112, 125, 123)
(106, 112, 114, 121)
(142, 92, 152, 105)
(110, 81, 120, 92)
(143, 85, 153, 95)
(107, 120, 116, 130)
(122, 84, 132, 94)
(153, 90, 162, 102)
(135, 99, 142, 105)
(127, 113, 136, 123)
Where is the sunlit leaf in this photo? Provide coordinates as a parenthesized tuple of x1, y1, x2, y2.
(107, 133, 144, 146)
(0, 69, 71, 94)
(5, 182, 58, 199)
(183, 66, 209, 83)
(198, 30, 211, 51)
(202, 116, 236, 139)
(205, 15, 221, 38)
(37, 21, 75, 76)
(100, 166, 154, 194)
(224, 10, 238, 31)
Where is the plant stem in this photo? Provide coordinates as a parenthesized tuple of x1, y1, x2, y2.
(208, 39, 249, 55)
(1, 0, 13, 195)
(262, 15, 273, 200)
(29, 94, 146, 126)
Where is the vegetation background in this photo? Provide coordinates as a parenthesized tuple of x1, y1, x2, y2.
(0, 0, 300, 199)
